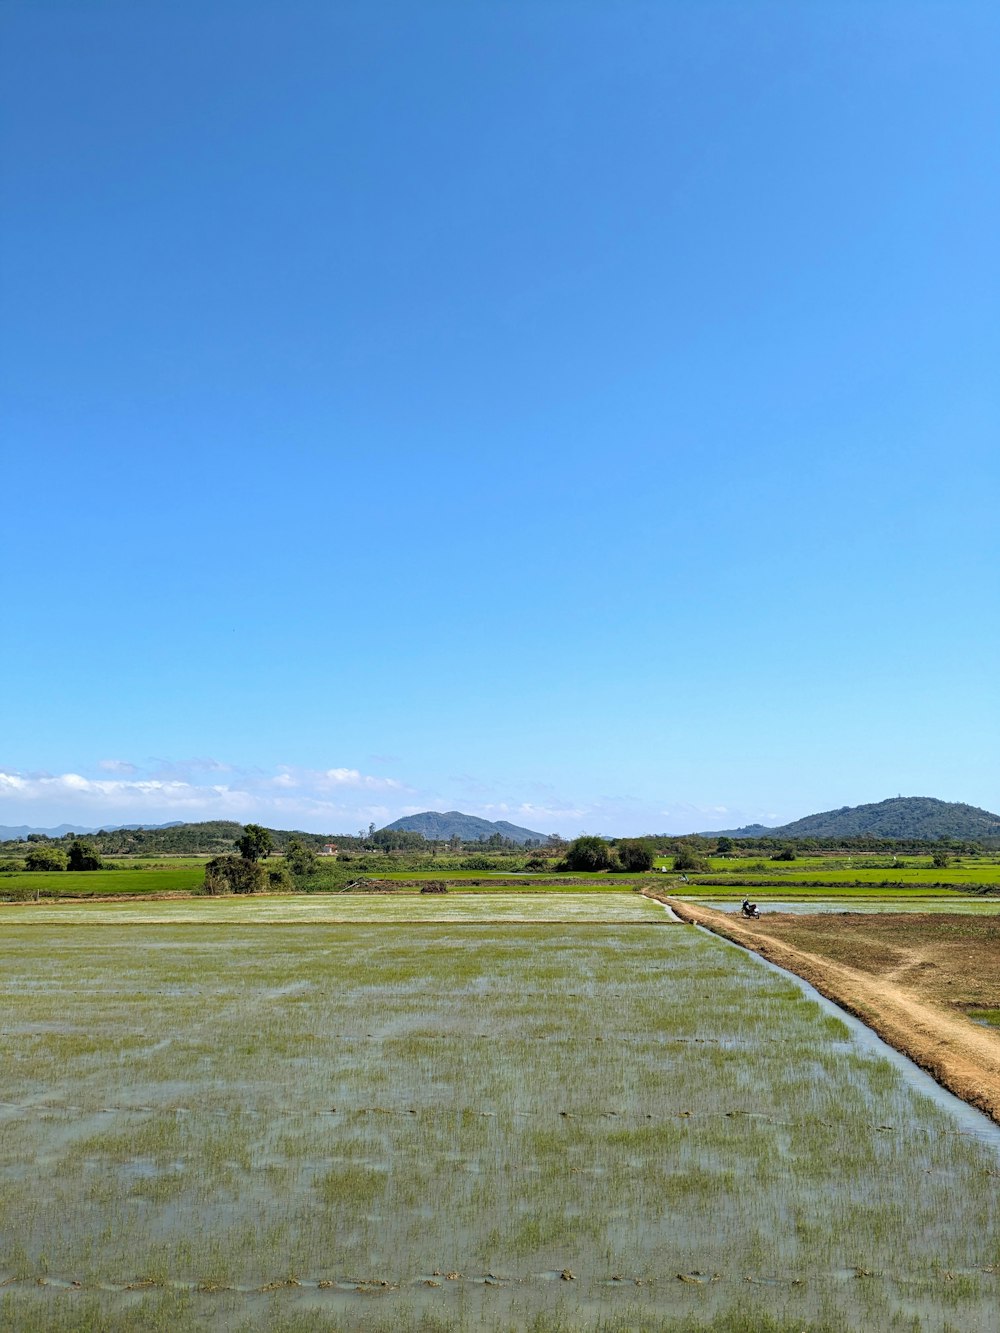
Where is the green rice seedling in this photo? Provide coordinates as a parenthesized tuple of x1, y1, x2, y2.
(1, 907, 999, 1330)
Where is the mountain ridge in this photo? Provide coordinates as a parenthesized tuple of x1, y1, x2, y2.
(380, 810, 548, 844)
(0, 821, 183, 840)
(699, 796, 1000, 842)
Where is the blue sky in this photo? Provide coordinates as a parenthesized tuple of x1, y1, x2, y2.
(2, 2, 998, 836)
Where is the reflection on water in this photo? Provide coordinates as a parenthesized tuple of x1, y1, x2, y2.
(701, 928, 1000, 1153)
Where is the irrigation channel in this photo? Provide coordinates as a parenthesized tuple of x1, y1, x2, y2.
(657, 902, 1000, 1150)
(661, 892, 1000, 1127)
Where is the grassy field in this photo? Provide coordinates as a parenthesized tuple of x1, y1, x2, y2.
(320, 869, 628, 883)
(6, 853, 1000, 903)
(0, 863, 642, 901)
(315, 869, 641, 891)
(703, 866, 1000, 886)
(0, 866, 207, 899)
(2, 896, 999, 1331)
(655, 856, 1000, 887)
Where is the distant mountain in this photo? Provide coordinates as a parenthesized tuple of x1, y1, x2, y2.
(0, 820, 324, 855)
(380, 810, 548, 844)
(0, 821, 183, 840)
(700, 797, 1000, 843)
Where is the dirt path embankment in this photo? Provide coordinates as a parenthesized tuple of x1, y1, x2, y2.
(647, 893, 1000, 1126)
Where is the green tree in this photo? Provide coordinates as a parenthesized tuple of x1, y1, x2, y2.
(672, 848, 709, 873)
(616, 839, 654, 872)
(204, 855, 265, 895)
(235, 824, 273, 862)
(24, 844, 67, 872)
(716, 836, 734, 854)
(461, 854, 496, 870)
(771, 846, 797, 862)
(66, 840, 103, 871)
(285, 838, 318, 876)
(266, 864, 294, 891)
(371, 828, 426, 852)
(561, 836, 617, 872)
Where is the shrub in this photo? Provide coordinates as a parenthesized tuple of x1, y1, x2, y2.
(25, 845, 67, 872)
(560, 836, 618, 872)
(285, 838, 318, 876)
(203, 855, 266, 895)
(0, 884, 38, 901)
(420, 881, 448, 894)
(67, 840, 103, 871)
(266, 865, 294, 892)
(616, 839, 655, 872)
(672, 849, 709, 873)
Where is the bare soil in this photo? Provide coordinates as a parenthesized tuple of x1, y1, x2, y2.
(657, 894, 1000, 1125)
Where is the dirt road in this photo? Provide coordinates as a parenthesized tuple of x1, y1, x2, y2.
(650, 894, 1000, 1126)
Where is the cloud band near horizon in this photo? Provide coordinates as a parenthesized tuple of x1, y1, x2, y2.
(0, 761, 770, 837)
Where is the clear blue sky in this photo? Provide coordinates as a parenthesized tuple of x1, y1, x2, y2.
(2, 2, 998, 835)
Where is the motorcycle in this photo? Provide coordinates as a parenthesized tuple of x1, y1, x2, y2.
(740, 900, 760, 919)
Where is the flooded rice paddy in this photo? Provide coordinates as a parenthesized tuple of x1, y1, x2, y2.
(698, 897, 1000, 916)
(1, 897, 999, 1331)
(0, 891, 663, 927)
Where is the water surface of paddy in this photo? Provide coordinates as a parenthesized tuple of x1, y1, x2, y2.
(696, 897, 1000, 915)
(0, 891, 664, 926)
(3, 914, 999, 1331)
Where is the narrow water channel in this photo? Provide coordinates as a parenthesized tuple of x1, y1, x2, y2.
(667, 905, 1000, 1153)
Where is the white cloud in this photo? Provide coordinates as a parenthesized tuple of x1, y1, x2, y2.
(98, 759, 139, 775)
(656, 801, 784, 832)
(0, 763, 410, 833)
(480, 800, 585, 826)
(0, 762, 776, 838)
(148, 757, 233, 779)
(318, 768, 403, 791)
